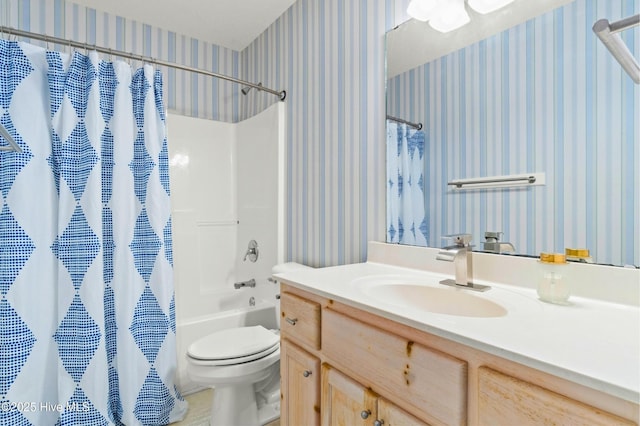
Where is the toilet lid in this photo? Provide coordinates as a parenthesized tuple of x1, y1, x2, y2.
(187, 326, 279, 363)
(188, 343, 279, 366)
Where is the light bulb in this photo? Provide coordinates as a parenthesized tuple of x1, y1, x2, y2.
(407, 0, 442, 22)
(428, 0, 470, 32)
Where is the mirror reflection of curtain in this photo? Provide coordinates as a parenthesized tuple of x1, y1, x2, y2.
(386, 121, 428, 246)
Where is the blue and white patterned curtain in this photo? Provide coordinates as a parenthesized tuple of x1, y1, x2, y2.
(0, 40, 186, 425)
(386, 121, 428, 246)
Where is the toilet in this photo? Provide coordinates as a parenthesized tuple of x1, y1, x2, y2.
(186, 263, 310, 425)
(186, 325, 281, 426)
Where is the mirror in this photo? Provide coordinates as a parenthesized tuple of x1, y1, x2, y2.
(386, 0, 639, 267)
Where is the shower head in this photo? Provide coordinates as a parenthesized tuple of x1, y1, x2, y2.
(241, 82, 262, 95)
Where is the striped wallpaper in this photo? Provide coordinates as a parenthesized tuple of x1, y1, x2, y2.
(388, 0, 639, 267)
(1, 0, 413, 267)
(241, 0, 411, 266)
(1, 0, 241, 122)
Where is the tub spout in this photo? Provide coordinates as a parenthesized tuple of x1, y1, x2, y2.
(234, 279, 256, 289)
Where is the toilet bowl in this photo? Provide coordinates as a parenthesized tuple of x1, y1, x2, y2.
(186, 325, 281, 426)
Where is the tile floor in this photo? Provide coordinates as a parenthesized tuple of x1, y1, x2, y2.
(174, 389, 280, 426)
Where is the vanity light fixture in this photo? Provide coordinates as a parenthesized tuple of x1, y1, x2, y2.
(407, 0, 515, 33)
(406, 0, 442, 22)
(429, 0, 470, 33)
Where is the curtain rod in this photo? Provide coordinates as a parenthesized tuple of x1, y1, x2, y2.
(593, 14, 640, 84)
(0, 26, 287, 101)
(386, 115, 422, 130)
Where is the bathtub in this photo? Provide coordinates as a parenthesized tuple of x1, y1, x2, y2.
(175, 300, 280, 395)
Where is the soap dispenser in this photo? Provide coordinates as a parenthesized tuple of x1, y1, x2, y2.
(537, 253, 569, 305)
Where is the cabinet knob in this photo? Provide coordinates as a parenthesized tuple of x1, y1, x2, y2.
(374, 420, 385, 426)
(285, 317, 297, 326)
(360, 410, 371, 419)
(302, 370, 312, 377)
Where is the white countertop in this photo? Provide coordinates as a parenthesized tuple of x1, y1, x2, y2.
(276, 260, 640, 404)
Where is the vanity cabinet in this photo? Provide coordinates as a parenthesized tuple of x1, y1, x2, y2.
(478, 367, 635, 426)
(279, 283, 639, 426)
(322, 309, 467, 425)
(280, 340, 320, 426)
(322, 365, 427, 426)
(280, 285, 460, 426)
(279, 291, 323, 425)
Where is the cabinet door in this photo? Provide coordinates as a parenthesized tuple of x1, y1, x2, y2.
(281, 340, 320, 426)
(322, 366, 377, 426)
(378, 398, 430, 426)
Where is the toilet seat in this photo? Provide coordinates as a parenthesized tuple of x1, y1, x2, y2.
(187, 325, 279, 366)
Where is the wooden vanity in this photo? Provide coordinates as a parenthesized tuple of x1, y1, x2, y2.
(279, 283, 639, 426)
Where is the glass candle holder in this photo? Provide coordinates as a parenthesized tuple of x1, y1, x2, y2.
(537, 253, 569, 305)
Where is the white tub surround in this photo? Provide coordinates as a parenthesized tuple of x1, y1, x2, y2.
(167, 103, 285, 395)
(275, 242, 640, 405)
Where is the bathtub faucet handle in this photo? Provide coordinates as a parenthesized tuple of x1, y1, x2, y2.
(243, 240, 259, 262)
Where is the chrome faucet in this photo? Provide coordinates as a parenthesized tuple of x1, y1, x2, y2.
(482, 231, 516, 254)
(234, 278, 256, 289)
(436, 234, 490, 292)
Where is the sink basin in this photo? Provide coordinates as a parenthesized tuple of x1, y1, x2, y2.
(359, 282, 508, 318)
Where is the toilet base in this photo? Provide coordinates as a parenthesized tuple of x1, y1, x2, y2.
(210, 383, 258, 426)
(257, 400, 280, 425)
(208, 385, 280, 426)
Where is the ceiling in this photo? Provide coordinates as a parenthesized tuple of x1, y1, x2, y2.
(69, 0, 297, 51)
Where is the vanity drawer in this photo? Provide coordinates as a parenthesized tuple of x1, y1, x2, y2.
(280, 292, 321, 350)
(322, 309, 467, 426)
(478, 367, 636, 425)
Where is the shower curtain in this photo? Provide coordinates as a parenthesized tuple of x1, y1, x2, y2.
(0, 40, 186, 425)
(386, 121, 428, 246)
